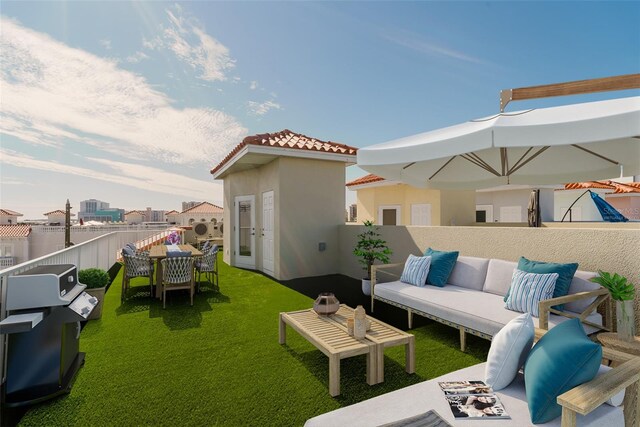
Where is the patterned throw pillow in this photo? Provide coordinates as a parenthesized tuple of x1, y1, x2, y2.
(505, 269, 558, 317)
(400, 255, 432, 287)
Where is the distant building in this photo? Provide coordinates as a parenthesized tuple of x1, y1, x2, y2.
(124, 210, 146, 224)
(346, 174, 476, 226)
(78, 199, 110, 221)
(0, 224, 31, 266)
(92, 209, 124, 222)
(555, 180, 640, 221)
(166, 210, 180, 224)
(178, 202, 223, 226)
(182, 201, 202, 212)
(0, 209, 23, 225)
(144, 207, 166, 222)
(43, 209, 75, 226)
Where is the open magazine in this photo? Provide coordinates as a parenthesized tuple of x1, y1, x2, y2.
(438, 381, 510, 419)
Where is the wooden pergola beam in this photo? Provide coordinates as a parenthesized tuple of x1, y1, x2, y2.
(500, 73, 640, 112)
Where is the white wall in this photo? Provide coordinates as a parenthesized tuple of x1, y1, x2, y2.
(554, 189, 608, 222)
(28, 226, 166, 259)
(476, 188, 555, 222)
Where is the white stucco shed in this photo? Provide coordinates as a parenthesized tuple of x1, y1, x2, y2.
(211, 129, 357, 280)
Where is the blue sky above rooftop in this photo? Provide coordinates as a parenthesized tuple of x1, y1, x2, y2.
(1, 1, 639, 219)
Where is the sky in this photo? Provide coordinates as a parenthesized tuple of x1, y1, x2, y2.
(1, 1, 639, 220)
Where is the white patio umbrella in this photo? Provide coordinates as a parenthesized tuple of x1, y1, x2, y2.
(358, 97, 640, 189)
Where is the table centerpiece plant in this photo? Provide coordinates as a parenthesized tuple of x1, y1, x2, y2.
(591, 270, 636, 342)
(353, 220, 392, 296)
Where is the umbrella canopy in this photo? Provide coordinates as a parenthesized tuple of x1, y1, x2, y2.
(358, 97, 640, 189)
(589, 191, 629, 222)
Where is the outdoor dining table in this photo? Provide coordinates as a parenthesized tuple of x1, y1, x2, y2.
(149, 244, 202, 299)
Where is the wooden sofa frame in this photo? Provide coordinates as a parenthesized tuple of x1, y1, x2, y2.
(371, 263, 611, 352)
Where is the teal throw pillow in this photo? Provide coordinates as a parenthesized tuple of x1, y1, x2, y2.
(423, 248, 459, 287)
(524, 318, 601, 424)
(503, 257, 578, 311)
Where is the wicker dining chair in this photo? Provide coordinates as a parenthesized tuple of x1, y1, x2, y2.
(194, 245, 219, 292)
(121, 251, 154, 302)
(161, 256, 195, 308)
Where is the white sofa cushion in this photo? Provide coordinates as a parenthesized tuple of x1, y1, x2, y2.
(447, 256, 490, 291)
(565, 270, 600, 313)
(304, 362, 623, 427)
(374, 281, 602, 336)
(485, 313, 534, 390)
(483, 259, 518, 296)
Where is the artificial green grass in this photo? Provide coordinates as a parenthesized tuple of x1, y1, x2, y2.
(19, 256, 488, 426)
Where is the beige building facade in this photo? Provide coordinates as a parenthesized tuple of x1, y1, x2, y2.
(347, 175, 476, 226)
(212, 130, 357, 280)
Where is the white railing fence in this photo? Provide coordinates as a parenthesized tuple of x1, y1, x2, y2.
(0, 229, 169, 385)
(32, 224, 169, 233)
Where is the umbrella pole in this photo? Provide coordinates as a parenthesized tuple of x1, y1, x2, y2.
(560, 190, 591, 223)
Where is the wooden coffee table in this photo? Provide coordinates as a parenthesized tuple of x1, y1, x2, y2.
(279, 304, 414, 396)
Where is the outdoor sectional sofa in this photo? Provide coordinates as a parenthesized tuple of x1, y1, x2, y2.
(305, 328, 640, 427)
(371, 256, 610, 351)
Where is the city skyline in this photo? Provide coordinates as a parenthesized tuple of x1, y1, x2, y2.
(1, 2, 639, 219)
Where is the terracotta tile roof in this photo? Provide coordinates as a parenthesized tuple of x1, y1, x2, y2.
(346, 174, 386, 187)
(563, 181, 640, 193)
(0, 224, 31, 237)
(44, 209, 74, 216)
(210, 129, 358, 175)
(0, 209, 23, 217)
(124, 210, 146, 216)
(165, 210, 179, 214)
(181, 202, 223, 214)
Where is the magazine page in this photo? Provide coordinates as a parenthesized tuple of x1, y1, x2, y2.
(438, 380, 492, 395)
(438, 381, 510, 420)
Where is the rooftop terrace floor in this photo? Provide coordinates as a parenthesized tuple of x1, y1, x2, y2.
(14, 255, 488, 426)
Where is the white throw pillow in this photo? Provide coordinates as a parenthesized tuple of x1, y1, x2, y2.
(485, 312, 534, 391)
(400, 255, 431, 287)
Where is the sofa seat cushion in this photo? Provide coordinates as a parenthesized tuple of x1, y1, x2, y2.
(565, 270, 600, 313)
(304, 362, 622, 427)
(374, 281, 602, 336)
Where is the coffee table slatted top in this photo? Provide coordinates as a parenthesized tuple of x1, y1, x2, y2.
(331, 305, 411, 347)
(282, 308, 371, 357)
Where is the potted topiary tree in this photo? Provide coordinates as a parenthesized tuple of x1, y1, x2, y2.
(591, 270, 636, 342)
(353, 220, 392, 296)
(79, 268, 110, 320)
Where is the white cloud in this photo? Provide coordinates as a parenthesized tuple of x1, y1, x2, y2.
(0, 17, 247, 165)
(143, 7, 235, 82)
(247, 100, 282, 116)
(126, 51, 149, 63)
(250, 80, 258, 90)
(1, 149, 221, 200)
(99, 38, 112, 50)
(0, 177, 34, 186)
(383, 30, 487, 65)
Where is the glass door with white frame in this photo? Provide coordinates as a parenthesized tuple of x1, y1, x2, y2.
(235, 195, 255, 268)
